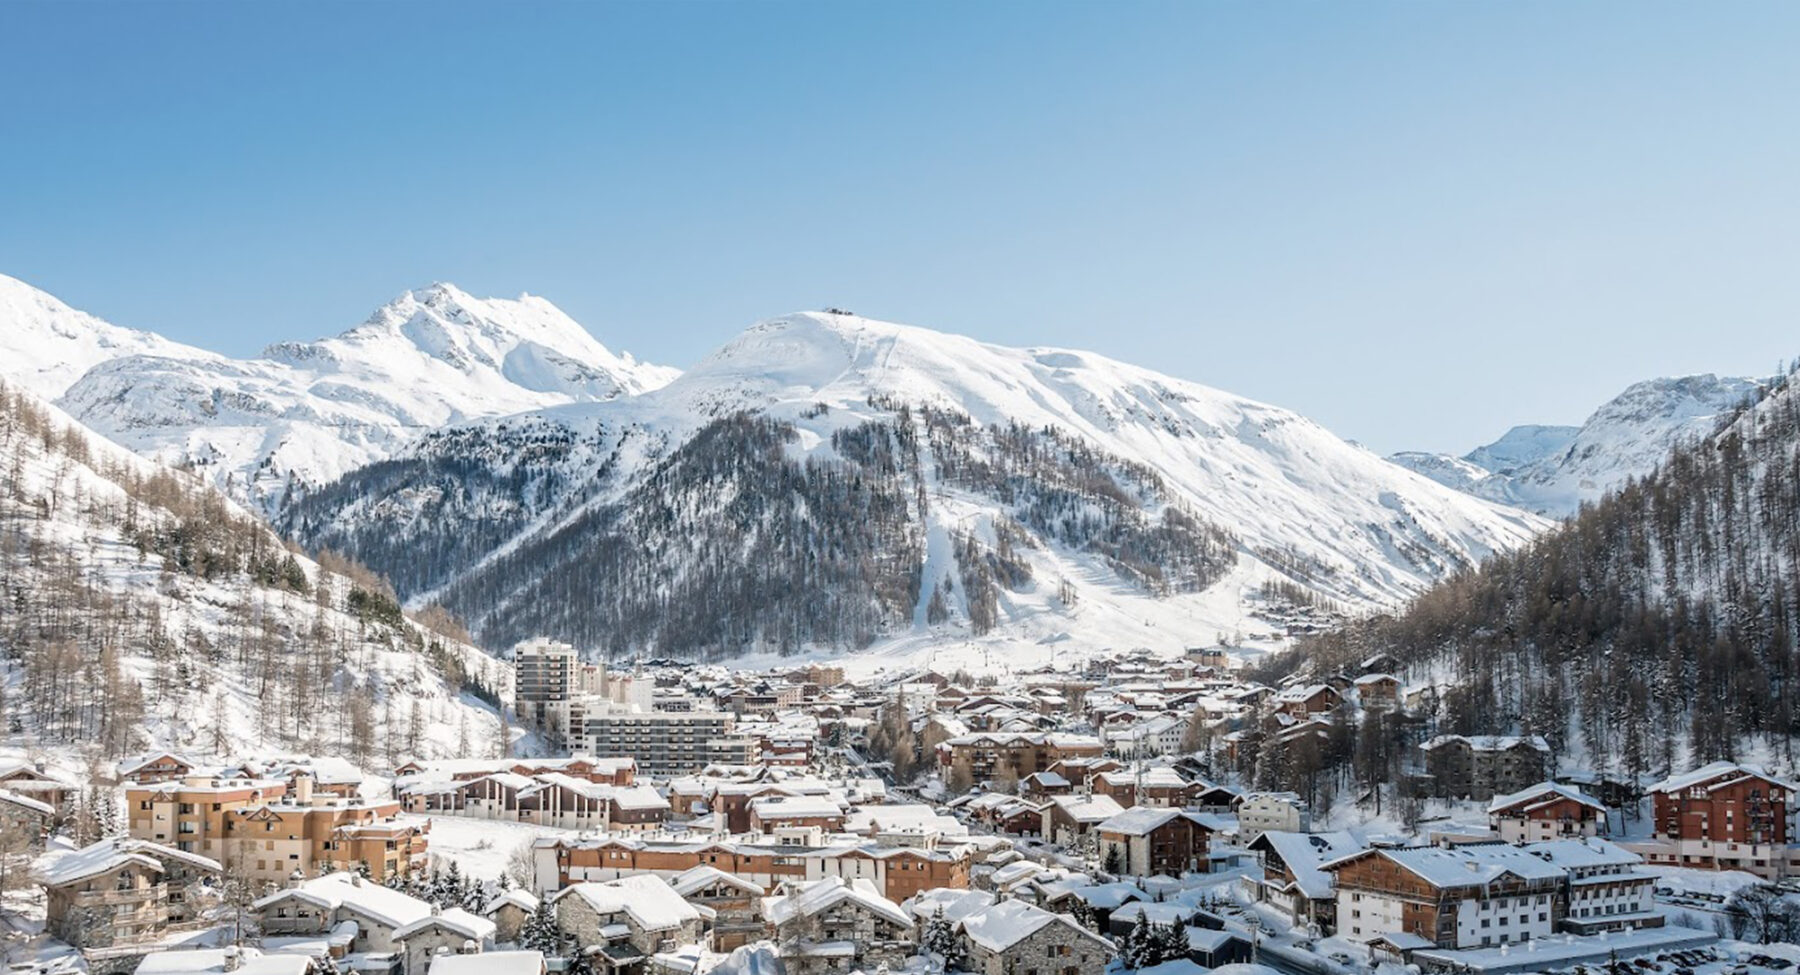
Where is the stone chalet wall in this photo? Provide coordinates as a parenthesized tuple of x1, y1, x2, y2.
(964, 917, 1109, 975)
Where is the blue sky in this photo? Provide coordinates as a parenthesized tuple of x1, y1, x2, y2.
(3, 2, 1798, 454)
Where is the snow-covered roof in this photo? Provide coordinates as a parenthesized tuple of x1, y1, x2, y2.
(1487, 780, 1607, 815)
(394, 906, 497, 943)
(136, 949, 313, 974)
(960, 898, 1111, 954)
(1648, 760, 1798, 794)
(1248, 829, 1365, 900)
(0, 787, 54, 816)
(1323, 843, 1566, 888)
(482, 889, 540, 916)
(1421, 734, 1550, 753)
(1096, 807, 1201, 837)
(749, 794, 844, 819)
(1524, 837, 1644, 870)
(253, 872, 432, 930)
(763, 877, 910, 930)
(115, 751, 195, 778)
(552, 874, 702, 931)
(904, 887, 997, 923)
(611, 784, 672, 810)
(1050, 881, 1148, 910)
(1051, 794, 1125, 823)
(39, 837, 221, 887)
(669, 864, 765, 897)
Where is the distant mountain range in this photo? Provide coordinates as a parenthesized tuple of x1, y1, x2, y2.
(1389, 374, 1765, 517)
(1, 274, 675, 512)
(275, 309, 1546, 659)
(0, 271, 1755, 665)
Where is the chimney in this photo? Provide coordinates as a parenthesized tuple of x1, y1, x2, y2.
(294, 772, 315, 805)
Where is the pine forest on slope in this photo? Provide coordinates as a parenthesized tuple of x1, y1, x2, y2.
(1277, 364, 1800, 782)
(0, 379, 508, 770)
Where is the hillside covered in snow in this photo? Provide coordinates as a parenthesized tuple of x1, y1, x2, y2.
(1290, 369, 1800, 774)
(3, 277, 677, 513)
(282, 310, 1547, 665)
(1391, 374, 1764, 517)
(0, 378, 508, 768)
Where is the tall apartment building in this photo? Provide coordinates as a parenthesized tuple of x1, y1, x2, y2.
(513, 638, 581, 736)
(570, 702, 756, 777)
(1638, 761, 1795, 878)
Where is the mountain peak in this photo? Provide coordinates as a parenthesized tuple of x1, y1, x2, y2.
(1392, 371, 1766, 516)
(0, 273, 209, 400)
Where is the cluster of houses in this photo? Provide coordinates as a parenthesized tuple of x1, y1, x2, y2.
(9, 641, 1800, 975)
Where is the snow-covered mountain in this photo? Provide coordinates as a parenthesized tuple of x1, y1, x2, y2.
(283, 310, 1548, 666)
(0, 377, 507, 766)
(6, 277, 677, 512)
(1391, 374, 1764, 517)
(0, 273, 213, 399)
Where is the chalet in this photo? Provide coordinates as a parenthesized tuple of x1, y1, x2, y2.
(41, 838, 221, 950)
(0, 788, 54, 846)
(958, 898, 1114, 975)
(1092, 767, 1196, 808)
(551, 875, 704, 969)
(1247, 830, 1365, 934)
(394, 908, 497, 975)
(115, 752, 198, 786)
(1094, 808, 1212, 879)
(1352, 674, 1401, 709)
(1021, 771, 1074, 799)
(255, 871, 432, 958)
(1045, 794, 1126, 847)
(668, 865, 765, 950)
(532, 835, 974, 904)
(0, 760, 75, 810)
(763, 877, 915, 975)
(1487, 782, 1608, 843)
(1271, 684, 1342, 717)
(481, 889, 539, 944)
(937, 733, 1105, 786)
(747, 794, 847, 835)
(1323, 843, 1566, 950)
(1358, 653, 1401, 676)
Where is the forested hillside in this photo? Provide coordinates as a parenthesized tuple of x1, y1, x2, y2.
(0, 380, 508, 770)
(1285, 365, 1800, 780)
(288, 401, 1239, 658)
(281, 310, 1539, 663)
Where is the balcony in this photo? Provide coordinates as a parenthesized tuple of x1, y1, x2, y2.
(70, 885, 167, 908)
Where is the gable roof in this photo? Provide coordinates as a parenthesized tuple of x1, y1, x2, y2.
(394, 906, 497, 943)
(253, 872, 432, 930)
(763, 877, 910, 930)
(960, 899, 1112, 953)
(1096, 807, 1207, 837)
(1647, 760, 1798, 795)
(40, 837, 221, 887)
(1322, 843, 1565, 889)
(669, 864, 765, 897)
(1247, 830, 1365, 900)
(1487, 781, 1607, 816)
(552, 874, 701, 931)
